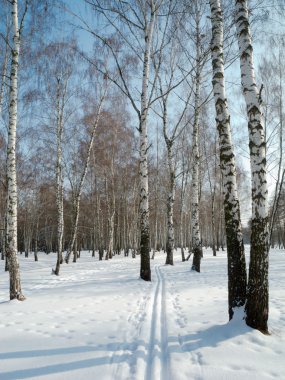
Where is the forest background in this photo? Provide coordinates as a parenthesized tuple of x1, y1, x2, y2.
(0, 0, 285, 333)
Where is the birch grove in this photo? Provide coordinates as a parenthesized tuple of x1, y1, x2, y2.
(210, 0, 247, 319)
(0, 0, 282, 334)
(235, 0, 269, 333)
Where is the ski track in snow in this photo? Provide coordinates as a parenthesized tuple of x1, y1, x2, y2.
(144, 265, 169, 380)
(0, 248, 285, 380)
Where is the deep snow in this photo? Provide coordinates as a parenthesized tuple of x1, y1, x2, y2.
(0, 247, 284, 380)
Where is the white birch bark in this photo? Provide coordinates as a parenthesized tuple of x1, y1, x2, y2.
(165, 140, 175, 265)
(138, 2, 156, 281)
(6, 0, 25, 300)
(96, 194, 104, 260)
(104, 174, 111, 260)
(180, 140, 191, 261)
(54, 78, 66, 275)
(235, 0, 269, 333)
(210, 0, 247, 319)
(191, 95, 202, 271)
(191, 26, 203, 273)
(107, 211, 115, 259)
(65, 88, 106, 264)
(105, 128, 117, 260)
(179, 154, 187, 262)
(109, 179, 116, 258)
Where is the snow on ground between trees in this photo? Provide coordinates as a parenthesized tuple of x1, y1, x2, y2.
(0, 247, 284, 380)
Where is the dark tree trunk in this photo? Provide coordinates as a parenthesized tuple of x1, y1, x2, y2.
(191, 246, 202, 273)
(73, 238, 77, 263)
(245, 218, 269, 333)
(181, 247, 186, 262)
(140, 229, 151, 281)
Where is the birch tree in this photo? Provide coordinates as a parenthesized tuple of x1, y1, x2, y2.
(210, 0, 247, 319)
(190, 2, 206, 273)
(0, 2, 10, 270)
(54, 75, 68, 275)
(191, 84, 202, 271)
(104, 167, 115, 260)
(5, 0, 27, 300)
(178, 137, 191, 262)
(235, 0, 269, 333)
(163, 117, 176, 266)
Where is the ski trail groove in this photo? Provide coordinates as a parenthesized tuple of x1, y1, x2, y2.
(160, 266, 170, 380)
(145, 265, 170, 380)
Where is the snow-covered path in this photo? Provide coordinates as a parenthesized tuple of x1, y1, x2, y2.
(0, 248, 285, 380)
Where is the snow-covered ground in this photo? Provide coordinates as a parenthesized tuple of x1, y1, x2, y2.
(0, 247, 284, 380)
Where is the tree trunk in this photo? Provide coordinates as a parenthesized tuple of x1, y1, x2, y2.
(191, 25, 203, 273)
(138, 6, 156, 282)
(139, 116, 151, 279)
(180, 151, 188, 262)
(54, 78, 65, 275)
(97, 194, 103, 260)
(107, 211, 115, 260)
(165, 141, 175, 265)
(65, 195, 80, 264)
(179, 198, 186, 262)
(34, 219, 38, 262)
(5, 0, 25, 301)
(1, 228, 5, 261)
(73, 237, 77, 263)
(210, 0, 247, 319)
(211, 194, 216, 257)
(235, 0, 269, 333)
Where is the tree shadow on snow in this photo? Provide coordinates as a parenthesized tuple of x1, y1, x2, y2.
(169, 320, 251, 353)
(0, 322, 253, 379)
(0, 341, 148, 380)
